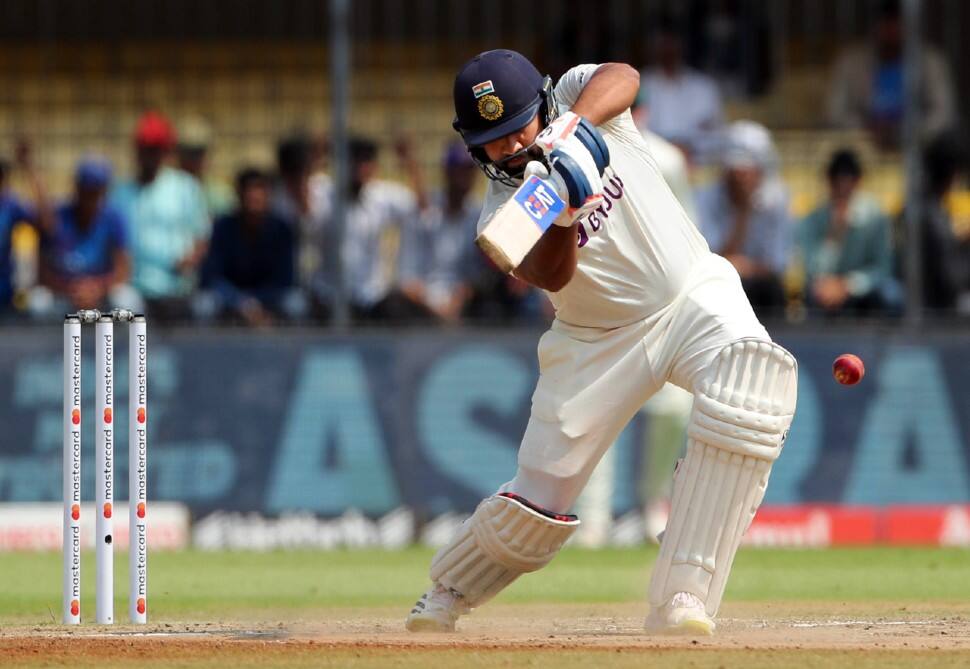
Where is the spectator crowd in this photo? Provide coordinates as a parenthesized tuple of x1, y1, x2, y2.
(0, 110, 539, 327)
(0, 1, 968, 327)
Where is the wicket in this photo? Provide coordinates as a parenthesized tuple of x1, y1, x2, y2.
(63, 308, 148, 625)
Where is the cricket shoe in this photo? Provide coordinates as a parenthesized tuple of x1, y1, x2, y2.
(644, 591, 715, 636)
(405, 583, 469, 632)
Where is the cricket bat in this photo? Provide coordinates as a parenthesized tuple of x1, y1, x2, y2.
(476, 175, 568, 274)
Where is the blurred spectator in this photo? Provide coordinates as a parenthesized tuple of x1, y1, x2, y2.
(3, 140, 54, 315)
(464, 259, 539, 324)
(338, 136, 432, 323)
(270, 133, 337, 318)
(271, 133, 330, 310)
(398, 142, 480, 323)
(177, 116, 235, 219)
(550, 0, 613, 77)
(906, 133, 970, 313)
(199, 168, 300, 327)
(685, 0, 775, 98)
(0, 153, 40, 315)
(696, 121, 791, 315)
(30, 157, 137, 316)
(631, 91, 698, 223)
(798, 149, 897, 317)
(110, 111, 210, 320)
(827, 0, 956, 150)
(640, 14, 724, 162)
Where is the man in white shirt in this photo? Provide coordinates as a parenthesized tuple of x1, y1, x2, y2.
(398, 142, 481, 322)
(405, 50, 797, 636)
(827, 0, 955, 150)
(639, 18, 724, 163)
(695, 121, 792, 316)
(311, 137, 435, 322)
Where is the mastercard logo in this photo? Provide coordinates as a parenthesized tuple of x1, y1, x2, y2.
(70, 599, 80, 616)
(71, 504, 80, 521)
(71, 409, 80, 425)
(104, 407, 112, 424)
(136, 598, 146, 614)
(137, 502, 146, 518)
(103, 503, 112, 519)
(137, 408, 146, 423)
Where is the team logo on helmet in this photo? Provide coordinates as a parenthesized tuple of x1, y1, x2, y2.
(478, 94, 504, 121)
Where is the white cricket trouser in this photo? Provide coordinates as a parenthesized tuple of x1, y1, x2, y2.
(501, 254, 769, 514)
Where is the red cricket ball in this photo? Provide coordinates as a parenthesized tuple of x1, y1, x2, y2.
(833, 353, 865, 385)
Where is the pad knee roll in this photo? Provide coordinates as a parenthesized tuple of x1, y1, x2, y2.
(430, 493, 580, 608)
(649, 339, 797, 616)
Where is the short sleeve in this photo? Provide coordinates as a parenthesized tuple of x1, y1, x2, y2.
(552, 64, 601, 110)
(554, 63, 641, 138)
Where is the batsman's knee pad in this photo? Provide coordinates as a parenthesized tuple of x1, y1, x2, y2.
(648, 339, 797, 616)
(430, 492, 580, 608)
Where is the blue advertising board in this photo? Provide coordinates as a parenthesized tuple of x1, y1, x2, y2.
(0, 326, 968, 517)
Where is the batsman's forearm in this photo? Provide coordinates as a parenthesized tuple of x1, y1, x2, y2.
(514, 224, 578, 292)
(570, 63, 640, 127)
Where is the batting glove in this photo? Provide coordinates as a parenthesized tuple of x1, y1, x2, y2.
(524, 160, 604, 226)
(535, 111, 610, 176)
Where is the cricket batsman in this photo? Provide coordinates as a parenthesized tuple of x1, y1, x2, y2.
(406, 50, 798, 635)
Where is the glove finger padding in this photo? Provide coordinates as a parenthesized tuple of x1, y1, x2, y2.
(535, 110, 582, 153)
(574, 118, 610, 176)
(550, 150, 593, 208)
(523, 160, 550, 181)
(550, 135, 604, 209)
(536, 112, 610, 177)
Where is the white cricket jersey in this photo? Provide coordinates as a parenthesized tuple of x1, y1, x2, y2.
(477, 63, 712, 329)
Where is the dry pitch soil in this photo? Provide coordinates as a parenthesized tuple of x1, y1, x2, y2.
(1, 602, 969, 668)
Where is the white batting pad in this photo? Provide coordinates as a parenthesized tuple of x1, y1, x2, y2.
(648, 339, 797, 616)
(430, 493, 580, 607)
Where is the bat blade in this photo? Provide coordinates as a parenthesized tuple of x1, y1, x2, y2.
(475, 175, 568, 273)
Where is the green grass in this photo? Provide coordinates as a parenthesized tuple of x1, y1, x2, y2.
(3, 546, 970, 623)
(3, 548, 970, 668)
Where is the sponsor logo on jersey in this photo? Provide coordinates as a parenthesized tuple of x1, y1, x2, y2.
(472, 80, 494, 98)
(577, 171, 625, 248)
